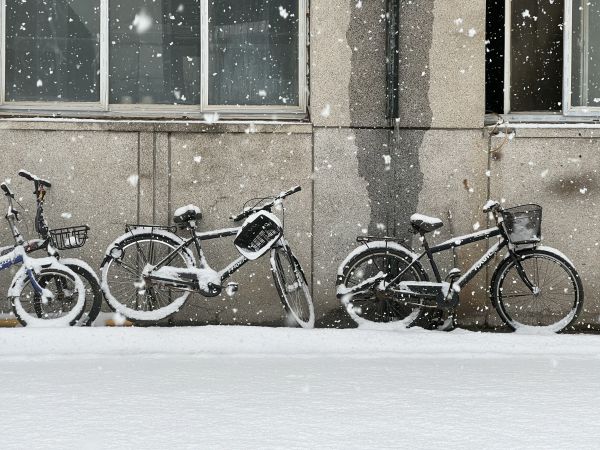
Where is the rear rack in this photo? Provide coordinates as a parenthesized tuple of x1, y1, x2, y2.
(125, 224, 178, 234)
(356, 235, 407, 244)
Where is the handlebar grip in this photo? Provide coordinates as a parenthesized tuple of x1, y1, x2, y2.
(280, 185, 301, 199)
(18, 170, 34, 181)
(1, 183, 14, 198)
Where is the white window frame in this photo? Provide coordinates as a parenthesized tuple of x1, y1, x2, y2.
(562, 0, 600, 116)
(0, 0, 308, 120)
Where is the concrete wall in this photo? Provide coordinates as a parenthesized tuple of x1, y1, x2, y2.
(0, 122, 313, 325)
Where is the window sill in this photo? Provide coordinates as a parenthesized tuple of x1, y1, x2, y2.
(0, 117, 314, 134)
(485, 113, 600, 126)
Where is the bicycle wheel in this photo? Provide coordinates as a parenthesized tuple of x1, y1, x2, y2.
(491, 247, 584, 332)
(62, 259, 103, 326)
(101, 232, 195, 322)
(337, 245, 429, 327)
(10, 265, 86, 327)
(271, 245, 315, 328)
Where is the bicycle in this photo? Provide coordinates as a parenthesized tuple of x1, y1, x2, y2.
(336, 200, 584, 333)
(0, 182, 86, 326)
(0, 170, 103, 326)
(100, 186, 315, 327)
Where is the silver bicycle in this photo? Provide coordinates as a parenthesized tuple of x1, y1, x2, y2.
(100, 186, 314, 327)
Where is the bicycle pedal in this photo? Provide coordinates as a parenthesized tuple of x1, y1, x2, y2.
(226, 282, 239, 297)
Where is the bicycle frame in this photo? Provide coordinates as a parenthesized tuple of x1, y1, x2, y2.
(343, 222, 538, 306)
(142, 225, 288, 289)
(1, 201, 47, 295)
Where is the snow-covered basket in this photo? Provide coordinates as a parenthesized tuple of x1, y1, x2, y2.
(234, 211, 282, 260)
(501, 204, 542, 245)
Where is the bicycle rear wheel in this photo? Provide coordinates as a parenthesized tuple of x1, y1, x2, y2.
(61, 259, 103, 326)
(271, 245, 315, 328)
(337, 245, 429, 327)
(101, 231, 195, 322)
(491, 247, 583, 332)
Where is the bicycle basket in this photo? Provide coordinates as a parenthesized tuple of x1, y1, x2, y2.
(48, 225, 89, 250)
(234, 211, 283, 260)
(501, 204, 542, 245)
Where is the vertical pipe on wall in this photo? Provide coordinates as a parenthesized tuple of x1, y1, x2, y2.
(385, 0, 400, 124)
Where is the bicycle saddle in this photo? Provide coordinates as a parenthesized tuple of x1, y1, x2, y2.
(174, 204, 202, 228)
(410, 213, 443, 234)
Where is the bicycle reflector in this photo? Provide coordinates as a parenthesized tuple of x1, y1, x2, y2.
(234, 211, 283, 260)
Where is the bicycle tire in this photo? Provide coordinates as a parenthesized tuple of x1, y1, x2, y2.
(336, 243, 430, 327)
(10, 264, 86, 327)
(100, 230, 195, 323)
(490, 247, 584, 332)
(271, 245, 315, 328)
(62, 258, 103, 326)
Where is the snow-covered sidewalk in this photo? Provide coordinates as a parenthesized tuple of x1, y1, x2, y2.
(2, 326, 600, 449)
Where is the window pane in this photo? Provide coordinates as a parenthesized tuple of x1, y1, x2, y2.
(209, 0, 299, 106)
(485, 0, 505, 114)
(5, 0, 100, 102)
(109, 0, 200, 105)
(510, 0, 563, 112)
(571, 1, 600, 108)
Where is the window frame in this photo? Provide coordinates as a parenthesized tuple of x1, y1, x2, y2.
(490, 0, 600, 122)
(0, 0, 308, 120)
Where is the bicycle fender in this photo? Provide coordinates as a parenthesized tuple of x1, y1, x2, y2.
(336, 240, 419, 277)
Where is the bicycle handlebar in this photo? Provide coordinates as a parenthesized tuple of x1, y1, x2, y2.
(230, 185, 302, 222)
(18, 170, 52, 188)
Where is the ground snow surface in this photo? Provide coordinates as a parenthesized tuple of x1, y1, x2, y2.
(2, 326, 600, 449)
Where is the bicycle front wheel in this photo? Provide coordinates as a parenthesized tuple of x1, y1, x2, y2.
(101, 231, 195, 322)
(491, 247, 584, 332)
(271, 246, 315, 328)
(10, 265, 86, 327)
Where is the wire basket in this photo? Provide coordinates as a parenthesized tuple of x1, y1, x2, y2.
(49, 225, 89, 250)
(501, 204, 542, 245)
(234, 212, 282, 260)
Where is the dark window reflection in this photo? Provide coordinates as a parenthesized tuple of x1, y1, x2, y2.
(5, 0, 100, 102)
(209, 0, 299, 106)
(109, 0, 200, 105)
(510, 0, 563, 112)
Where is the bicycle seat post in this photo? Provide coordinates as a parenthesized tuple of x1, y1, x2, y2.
(420, 232, 442, 283)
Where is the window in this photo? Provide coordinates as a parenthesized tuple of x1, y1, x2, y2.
(486, 0, 600, 118)
(0, 0, 307, 118)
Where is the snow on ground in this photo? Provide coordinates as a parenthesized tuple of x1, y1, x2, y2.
(1, 326, 600, 449)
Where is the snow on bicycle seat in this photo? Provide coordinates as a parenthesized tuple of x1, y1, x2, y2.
(410, 213, 443, 233)
(174, 204, 202, 226)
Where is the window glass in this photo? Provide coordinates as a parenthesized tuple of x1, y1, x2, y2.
(208, 0, 299, 106)
(5, 0, 100, 102)
(571, 1, 600, 108)
(509, 0, 563, 112)
(109, 0, 200, 105)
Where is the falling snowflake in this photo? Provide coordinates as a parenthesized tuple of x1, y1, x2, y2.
(278, 6, 289, 19)
(132, 9, 153, 34)
(127, 175, 139, 186)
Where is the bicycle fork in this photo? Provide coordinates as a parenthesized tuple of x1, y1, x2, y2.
(509, 252, 540, 295)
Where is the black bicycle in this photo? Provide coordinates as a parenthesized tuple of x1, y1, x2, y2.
(337, 200, 584, 333)
(100, 186, 314, 327)
(0, 170, 104, 326)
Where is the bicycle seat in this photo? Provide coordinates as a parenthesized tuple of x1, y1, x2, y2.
(410, 213, 443, 234)
(174, 204, 202, 228)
